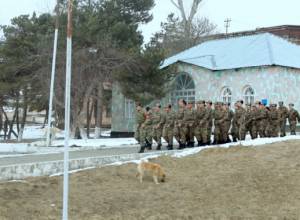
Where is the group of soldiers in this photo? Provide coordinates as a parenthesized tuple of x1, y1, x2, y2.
(135, 99, 300, 153)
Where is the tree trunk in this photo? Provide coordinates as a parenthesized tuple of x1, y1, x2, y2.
(16, 97, 20, 134)
(94, 85, 103, 138)
(86, 99, 90, 138)
(8, 108, 18, 139)
(43, 107, 49, 128)
(18, 93, 28, 142)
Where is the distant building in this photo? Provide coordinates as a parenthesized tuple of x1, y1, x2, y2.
(111, 32, 300, 136)
(202, 25, 300, 45)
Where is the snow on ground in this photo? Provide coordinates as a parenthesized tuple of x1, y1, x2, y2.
(105, 135, 300, 167)
(0, 125, 111, 140)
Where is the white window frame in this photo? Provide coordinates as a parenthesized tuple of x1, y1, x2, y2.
(171, 73, 196, 108)
(124, 98, 135, 119)
(244, 86, 255, 105)
(221, 87, 232, 104)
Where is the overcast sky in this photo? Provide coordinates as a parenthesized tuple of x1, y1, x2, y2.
(1, 0, 300, 42)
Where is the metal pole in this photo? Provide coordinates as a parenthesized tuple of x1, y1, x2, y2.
(46, 0, 60, 147)
(62, 0, 73, 219)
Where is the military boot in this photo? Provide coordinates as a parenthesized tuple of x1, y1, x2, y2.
(138, 144, 146, 153)
(178, 143, 185, 149)
(167, 144, 173, 150)
(145, 140, 152, 150)
(156, 144, 162, 151)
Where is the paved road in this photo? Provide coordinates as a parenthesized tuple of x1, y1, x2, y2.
(0, 145, 143, 167)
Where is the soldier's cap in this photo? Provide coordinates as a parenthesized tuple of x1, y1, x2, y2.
(255, 101, 261, 105)
(289, 103, 294, 106)
(196, 100, 205, 104)
(206, 100, 213, 105)
(227, 102, 231, 106)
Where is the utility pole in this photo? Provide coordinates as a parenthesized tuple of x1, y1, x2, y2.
(46, 0, 60, 147)
(62, 0, 73, 219)
(224, 18, 231, 35)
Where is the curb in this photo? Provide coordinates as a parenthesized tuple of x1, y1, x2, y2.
(0, 150, 177, 181)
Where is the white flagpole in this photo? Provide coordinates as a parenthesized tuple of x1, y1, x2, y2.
(46, 0, 60, 147)
(62, 0, 73, 219)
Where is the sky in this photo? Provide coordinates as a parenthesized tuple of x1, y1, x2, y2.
(1, 0, 300, 43)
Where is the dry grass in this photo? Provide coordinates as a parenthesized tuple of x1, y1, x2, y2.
(1, 141, 300, 220)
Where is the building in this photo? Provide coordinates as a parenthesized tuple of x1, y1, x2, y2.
(111, 33, 300, 136)
(202, 25, 300, 45)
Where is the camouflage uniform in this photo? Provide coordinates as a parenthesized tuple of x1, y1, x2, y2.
(140, 110, 153, 147)
(231, 103, 239, 142)
(247, 106, 258, 139)
(182, 107, 196, 147)
(134, 109, 145, 143)
(223, 106, 234, 143)
(152, 110, 164, 148)
(162, 109, 175, 149)
(265, 107, 271, 137)
(288, 104, 300, 135)
(256, 105, 268, 138)
(277, 103, 288, 137)
(174, 107, 185, 146)
(236, 106, 247, 140)
(206, 103, 213, 144)
(213, 103, 226, 144)
(195, 101, 208, 146)
(267, 104, 279, 137)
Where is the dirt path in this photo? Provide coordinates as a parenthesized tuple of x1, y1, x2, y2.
(1, 141, 300, 220)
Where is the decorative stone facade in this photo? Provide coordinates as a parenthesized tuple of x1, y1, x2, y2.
(112, 63, 300, 134)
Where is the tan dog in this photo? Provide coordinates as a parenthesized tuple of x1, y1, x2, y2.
(136, 162, 166, 184)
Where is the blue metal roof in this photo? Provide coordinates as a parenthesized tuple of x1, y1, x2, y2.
(161, 33, 300, 70)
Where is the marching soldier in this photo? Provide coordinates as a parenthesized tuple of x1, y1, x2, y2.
(174, 99, 186, 149)
(288, 103, 300, 135)
(248, 104, 258, 139)
(223, 103, 234, 143)
(162, 104, 175, 150)
(152, 103, 164, 150)
(256, 101, 268, 138)
(213, 102, 226, 144)
(195, 100, 208, 146)
(231, 102, 239, 142)
(268, 104, 279, 137)
(138, 107, 153, 153)
(182, 101, 196, 148)
(206, 101, 213, 145)
(278, 101, 289, 137)
(134, 103, 145, 143)
(265, 106, 271, 137)
(236, 100, 247, 140)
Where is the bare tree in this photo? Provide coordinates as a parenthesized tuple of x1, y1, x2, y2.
(170, 0, 203, 36)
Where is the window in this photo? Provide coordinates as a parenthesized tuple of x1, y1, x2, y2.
(221, 87, 232, 104)
(124, 98, 135, 119)
(244, 86, 255, 105)
(171, 73, 195, 108)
